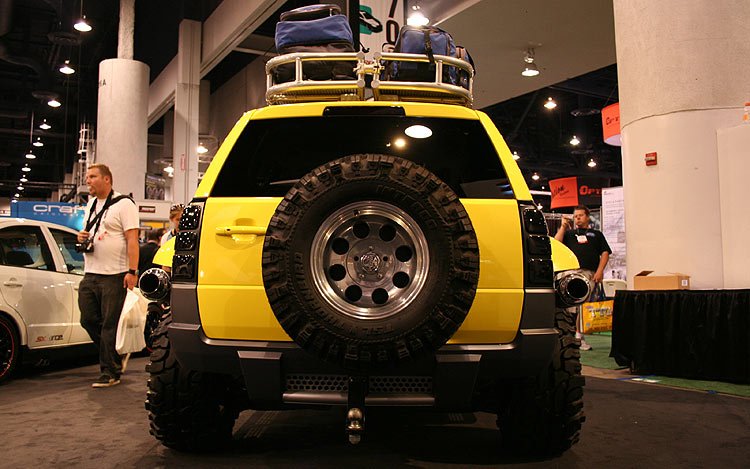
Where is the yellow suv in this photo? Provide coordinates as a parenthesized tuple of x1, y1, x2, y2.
(142, 51, 591, 455)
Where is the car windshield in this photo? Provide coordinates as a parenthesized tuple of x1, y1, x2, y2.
(211, 115, 513, 198)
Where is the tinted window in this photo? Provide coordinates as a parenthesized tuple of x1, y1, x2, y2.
(50, 228, 84, 275)
(0, 226, 55, 271)
(211, 116, 513, 198)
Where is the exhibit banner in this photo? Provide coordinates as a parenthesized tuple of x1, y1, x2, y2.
(549, 177, 578, 209)
(359, 0, 404, 53)
(10, 201, 86, 231)
(602, 186, 626, 280)
(550, 176, 605, 209)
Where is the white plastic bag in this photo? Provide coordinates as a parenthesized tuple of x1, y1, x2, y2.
(116, 288, 149, 354)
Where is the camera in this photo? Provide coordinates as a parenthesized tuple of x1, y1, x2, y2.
(75, 239, 94, 253)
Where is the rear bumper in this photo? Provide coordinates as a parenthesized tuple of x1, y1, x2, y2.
(169, 284, 557, 409)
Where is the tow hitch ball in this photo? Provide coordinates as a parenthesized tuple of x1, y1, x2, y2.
(346, 407, 364, 445)
(346, 375, 367, 445)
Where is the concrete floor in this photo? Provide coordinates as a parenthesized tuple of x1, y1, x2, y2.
(1, 355, 749, 468)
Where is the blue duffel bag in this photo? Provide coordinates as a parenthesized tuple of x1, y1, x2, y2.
(274, 6, 356, 83)
(386, 25, 473, 89)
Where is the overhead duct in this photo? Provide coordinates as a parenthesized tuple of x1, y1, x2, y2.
(0, 0, 13, 37)
(0, 108, 27, 119)
(0, 0, 60, 104)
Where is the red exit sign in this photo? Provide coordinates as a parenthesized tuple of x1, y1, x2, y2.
(645, 152, 658, 166)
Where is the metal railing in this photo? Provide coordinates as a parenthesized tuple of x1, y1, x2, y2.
(265, 51, 475, 107)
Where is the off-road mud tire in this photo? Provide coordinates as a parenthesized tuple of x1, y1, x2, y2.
(145, 313, 239, 452)
(496, 307, 585, 455)
(143, 302, 163, 352)
(262, 154, 479, 369)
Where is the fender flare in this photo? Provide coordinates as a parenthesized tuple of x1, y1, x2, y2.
(550, 237, 579, 273)
(153, 236, 176, 268)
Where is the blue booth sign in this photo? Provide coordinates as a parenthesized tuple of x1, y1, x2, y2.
(10, 201, 86, 231)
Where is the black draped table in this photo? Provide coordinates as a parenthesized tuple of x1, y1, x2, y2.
(610, 289, 750, 383)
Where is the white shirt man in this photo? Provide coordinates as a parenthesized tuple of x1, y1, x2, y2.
(77, 164, 139, 388)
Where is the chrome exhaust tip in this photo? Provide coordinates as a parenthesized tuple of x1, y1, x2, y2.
(139, 268, 171, 302)
(555, 270, 592, 307)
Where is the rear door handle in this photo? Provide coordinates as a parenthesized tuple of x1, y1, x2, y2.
(215, 225, 267, 236)
(3, 281, 22, 287)
(73, 286, 80, 291)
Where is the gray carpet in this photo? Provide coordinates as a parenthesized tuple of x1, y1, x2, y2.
(1, 356, 749, 468)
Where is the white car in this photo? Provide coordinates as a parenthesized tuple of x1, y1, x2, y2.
(0, 218, 91, 383)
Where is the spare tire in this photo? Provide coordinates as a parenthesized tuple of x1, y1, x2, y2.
(262, 154, 479, 369)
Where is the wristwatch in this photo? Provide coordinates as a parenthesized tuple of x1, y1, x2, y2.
(127, 269, 138, 275)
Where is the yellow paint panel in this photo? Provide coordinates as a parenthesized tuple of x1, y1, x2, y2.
(199, 285, 522, 344)
(551, 237, 580, 272)
(197, 197, 524, 344)
(450, 289, 523, 344)
(462, 200, 524, 289)
(197, 197, 280, 286)
(198, 285, 292, 340)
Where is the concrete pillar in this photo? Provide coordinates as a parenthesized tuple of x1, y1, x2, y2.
(118, 0, 135, 60)
(96, 59, 149, 198)
(613, 0, 750, 289)
(171, 20, 201, 204)
(95, 0, 148, 199)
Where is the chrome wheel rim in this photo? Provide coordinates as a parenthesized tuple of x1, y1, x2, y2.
(310, 201, 430, 320)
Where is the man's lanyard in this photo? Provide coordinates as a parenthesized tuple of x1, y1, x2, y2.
(85, 190, 114, 237)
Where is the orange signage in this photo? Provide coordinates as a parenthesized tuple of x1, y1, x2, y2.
(550, 176, 579, 209)
(602, 103, 621, 146)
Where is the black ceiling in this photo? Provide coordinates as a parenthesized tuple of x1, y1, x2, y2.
(484, 64, 621, 195)
(0, 0, 621, 203)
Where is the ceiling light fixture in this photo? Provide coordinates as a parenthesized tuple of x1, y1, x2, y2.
(25, 150, 36, 159)
(588, 158, 597, 168)
(14, 193, 20, 198)
(407, 4, 429, 26)
(531, 173, 540, 181)
(570, 135, 580, 146)
(22, 165, 31, 172)
(544, 97, 557, 109)
(39, 119, 51, 130)
(512, 151, 520, 160)
(33, 137, 44, 147)
(17, 185, 24, 191)
(20, 177, 28, 183)
(59, 60, 75, 75)
(74, 0, 92, 31)
(74, 15, 92, 32)
(521, 48, 540, 77)
(537, 203, 543, 211)
(196, 143, 208, 154)
(48, 99, 61, 108)
(164, 165, 174, 174)
(393, 138, 406, 148)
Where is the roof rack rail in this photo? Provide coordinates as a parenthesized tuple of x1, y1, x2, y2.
(265, 51, 475, 107)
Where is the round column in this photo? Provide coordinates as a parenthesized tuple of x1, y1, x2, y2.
(613, 0, 750, 289)
(96, 58, 149, 199)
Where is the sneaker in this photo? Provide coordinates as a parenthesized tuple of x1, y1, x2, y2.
(580, 339, 592, 351)
(92, 374, 121, 388)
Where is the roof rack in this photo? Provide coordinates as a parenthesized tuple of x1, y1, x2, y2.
(265, 51, 474, 107)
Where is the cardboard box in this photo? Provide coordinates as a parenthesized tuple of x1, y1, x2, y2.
(633, 271, 691, 290)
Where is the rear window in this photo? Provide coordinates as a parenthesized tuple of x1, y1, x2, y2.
(211, 115, 513, 198)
